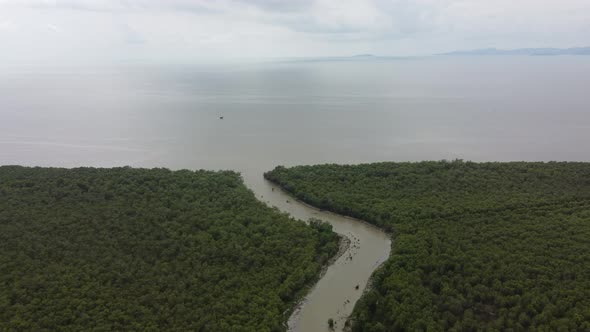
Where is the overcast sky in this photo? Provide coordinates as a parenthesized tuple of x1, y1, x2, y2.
(1, 0, 589, 64)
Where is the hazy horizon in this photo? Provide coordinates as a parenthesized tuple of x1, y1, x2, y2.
(1, 0, 590, 65)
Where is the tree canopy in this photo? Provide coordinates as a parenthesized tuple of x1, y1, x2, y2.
(0, 166, 339, 332)
(265, 161, 590, 331)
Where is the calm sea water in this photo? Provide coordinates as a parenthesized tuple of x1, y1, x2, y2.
(2, 56, 590, 174)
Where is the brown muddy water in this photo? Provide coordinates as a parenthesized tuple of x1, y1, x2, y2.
(245, 171, 391, 332)
(2, 57, 590, 331)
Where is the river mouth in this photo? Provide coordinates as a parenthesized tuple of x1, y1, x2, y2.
(241, 170, 391, 332)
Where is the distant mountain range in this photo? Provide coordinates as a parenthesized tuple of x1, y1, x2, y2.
(282, 47, 590, 63)
(439, 47, 590, 56)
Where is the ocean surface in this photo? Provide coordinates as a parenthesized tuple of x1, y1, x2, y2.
(2, 56, 590, 173)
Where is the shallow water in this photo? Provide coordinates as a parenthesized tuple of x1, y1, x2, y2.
(1, 56, 590, 331)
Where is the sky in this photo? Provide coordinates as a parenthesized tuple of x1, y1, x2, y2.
(0, 0, 589, 64)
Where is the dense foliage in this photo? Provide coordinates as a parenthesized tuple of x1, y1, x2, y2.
(0, 166, 339, 332)
(265, 161, 590, 331)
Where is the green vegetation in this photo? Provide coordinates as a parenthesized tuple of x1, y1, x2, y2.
(0, 166, 339, 331)
(265, 161, 590, 331)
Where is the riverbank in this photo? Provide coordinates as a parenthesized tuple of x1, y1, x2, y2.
(258, 176, 391, 332)
(0, 166, 342, 331)
(286, 233, 351, 331)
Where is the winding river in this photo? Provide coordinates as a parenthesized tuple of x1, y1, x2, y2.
(240, 170, 391, 332)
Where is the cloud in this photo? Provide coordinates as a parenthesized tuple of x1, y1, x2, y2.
(0, 0, 589, 63)
(45, 23, 60, 32)
(0, 0, 225, 13)
(0, 19, 18, 31)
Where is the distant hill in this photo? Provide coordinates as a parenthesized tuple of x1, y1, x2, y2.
(439, 47, 590, 56)
(281, 47, 590, 63)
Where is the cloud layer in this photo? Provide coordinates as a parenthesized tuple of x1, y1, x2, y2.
(1, 0, 589, 63)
